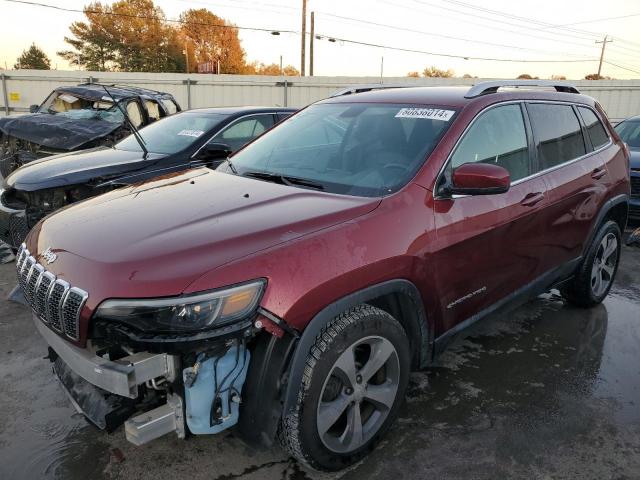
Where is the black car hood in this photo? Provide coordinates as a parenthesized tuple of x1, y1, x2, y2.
(0, 114, 122, 150)
(5, 147, 168, 191)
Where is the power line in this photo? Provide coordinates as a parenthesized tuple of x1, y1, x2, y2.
(2, 0, 300, 34)
(437, 0, 601, 40)
(316, 12, 597, 59)
(603, 60, 640, 76)
(313, 33, 597, 63)
(378, 0, 606, 51)
(553, 12, 640, 27)
(412, 0, 598, 42)
(436, 0, 640, 51)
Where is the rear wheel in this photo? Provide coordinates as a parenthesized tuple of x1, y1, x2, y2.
(280, 304, 410, 471)
(562, 220, 621, 307)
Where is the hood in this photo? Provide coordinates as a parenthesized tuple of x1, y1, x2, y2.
(29, 169, 380, 307)
(630, 148, 640, 170)
(0, 114, 121, 150)
(6, 147, 167, 191)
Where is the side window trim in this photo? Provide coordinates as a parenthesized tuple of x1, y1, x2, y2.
(191, 113, 275, 159)
(520, 102, 537, 179)
(576, 105, 611, 152)
(518, 100, 613, 182)
(572, 104, 593, 153)
(435, 100, 531, 197)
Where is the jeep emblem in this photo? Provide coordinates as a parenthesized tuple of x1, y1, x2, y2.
(42, 247, 57, 265)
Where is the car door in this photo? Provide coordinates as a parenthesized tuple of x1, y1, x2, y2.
(525, 102, 609, 271)
(210, 114, 276, 152)
(432, 102, 550, 332)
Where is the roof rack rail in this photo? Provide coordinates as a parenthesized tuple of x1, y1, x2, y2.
(330, 83, 415, 98)
(76, 82, 166, 96)
(465, 80, 580, 98)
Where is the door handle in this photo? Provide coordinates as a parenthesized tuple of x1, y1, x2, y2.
(520, 192, 545, 207)
(591, 167, 607, 180)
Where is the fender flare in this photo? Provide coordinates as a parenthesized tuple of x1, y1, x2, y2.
(282, 278, 431, 417)
(583, 193, 629, 256)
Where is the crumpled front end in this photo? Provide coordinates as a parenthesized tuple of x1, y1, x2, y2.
(0, 187, 70, 250)
(16, 242, 264, 446)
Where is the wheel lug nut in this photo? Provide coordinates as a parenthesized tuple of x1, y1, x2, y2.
(345, 387, 353, 395)
(356, 375, 362, 384)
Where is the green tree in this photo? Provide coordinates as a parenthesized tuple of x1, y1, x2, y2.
(58, 0, 184, 72)
(14, 43, 51, 69)
(244, 62, 299, 75)
(422, 66, 454, 78)
(58, 2, 117, 71)
(179, 8, 246, 74)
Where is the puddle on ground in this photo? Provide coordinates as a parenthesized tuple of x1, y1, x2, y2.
(1, 245, 639, 479)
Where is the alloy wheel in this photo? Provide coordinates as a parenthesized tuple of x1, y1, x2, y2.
(316, 335, 400, 453)
(591, 232, 618, 297)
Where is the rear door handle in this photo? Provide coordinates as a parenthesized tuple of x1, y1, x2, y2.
(591, 167, 607, 180)
(520, 192, 545, 207)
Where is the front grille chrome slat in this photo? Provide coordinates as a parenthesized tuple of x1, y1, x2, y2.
(15, 243, 88, 341)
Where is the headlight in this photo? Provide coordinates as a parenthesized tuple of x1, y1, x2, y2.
(93, 280, 265, 333)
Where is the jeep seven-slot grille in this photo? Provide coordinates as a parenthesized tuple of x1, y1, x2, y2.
(15, 243, 88, 341)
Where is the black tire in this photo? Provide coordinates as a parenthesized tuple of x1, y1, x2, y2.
(279, 304, 410, 471)
(562, 220, 622, 308)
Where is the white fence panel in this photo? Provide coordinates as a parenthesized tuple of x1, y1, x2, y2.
(1, 70, 639, 122)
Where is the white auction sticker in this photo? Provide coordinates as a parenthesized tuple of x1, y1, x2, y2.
(177, 129, 205, 137)
(395, 108, 455, 121)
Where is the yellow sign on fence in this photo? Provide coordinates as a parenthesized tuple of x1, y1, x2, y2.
(9, 92, 20, 102)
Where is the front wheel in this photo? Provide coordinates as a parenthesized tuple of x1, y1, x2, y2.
(280, 305, 410, 471)
(562, 220, 621, 307)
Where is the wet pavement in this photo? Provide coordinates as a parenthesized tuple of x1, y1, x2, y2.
(0, 241, 639, 480)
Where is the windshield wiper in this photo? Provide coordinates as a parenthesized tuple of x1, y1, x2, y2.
(101, 86, 148, 157)
(223, 158, 238, 174)
(243, 171, 325, 191)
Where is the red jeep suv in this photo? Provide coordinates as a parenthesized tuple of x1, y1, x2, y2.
(17, 81, 629, 471)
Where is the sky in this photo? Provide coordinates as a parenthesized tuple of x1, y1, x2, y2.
(0, 0, 639, 79)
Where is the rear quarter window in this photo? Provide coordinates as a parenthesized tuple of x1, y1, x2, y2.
(578, 107, 609, 150)
(528, 103, 586, 171)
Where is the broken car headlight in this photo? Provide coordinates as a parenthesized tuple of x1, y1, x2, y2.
(93, 280, 265, 333)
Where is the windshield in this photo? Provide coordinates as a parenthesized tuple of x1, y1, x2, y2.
(117, 112, 227, 155)
(39, 91, 125, 123)
(615, 120, 640, 149)
(224, 103, 456, 197)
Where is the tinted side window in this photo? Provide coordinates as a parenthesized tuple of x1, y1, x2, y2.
(528, 104, 586, 171)
(578, 107, 609, 150)
(451, 104, 530, 182)
(212, 114, 275, 151)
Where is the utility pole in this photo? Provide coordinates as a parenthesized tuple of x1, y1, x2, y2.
(300, 0, 306, 76)
(183, 40, 189, 74)
(380, 56, 384, 82)
(596, 35, 613, 77)
(310, 11, 314, 76)
(280, 55, 283, 75)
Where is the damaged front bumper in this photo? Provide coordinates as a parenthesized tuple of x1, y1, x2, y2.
(36, 315, 253, 446)
(36, 317, 187, 444)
